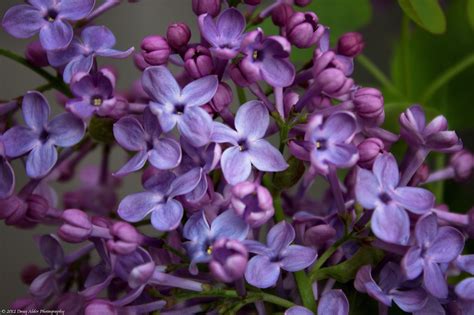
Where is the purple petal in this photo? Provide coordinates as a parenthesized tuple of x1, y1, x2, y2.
(39, 19, 73, 50)
(143, 170, 176, 193)
(113, 116, 147, 151)
(373, 153, 399, 189)
(47, 40, 82, 67)
(372, 204, 410, 245)
(117, 192, 162, 222)
(82, 25, 115, 51)
(0, 158, 15, 199)
(414, 213, 438, 248)
(211, 122, 239, 145)
(322, 143, 358, 168)
(183, 211, 210, 241)
(391, 289, 428, 313)
(97, 47, 134, 59)
(149, 138, 182, 170)
(365, 281, 392, 306)
(245, 255, 280, 288)
(38, 235, 64, 268)
(261, 56, 295, 88)
(151, 199, 183, 231)
(210, 210, 249, 241)
(401, 247, 424, 280)
(114, 150, 148, 176)
(142, 108, 162, 136)
(26, 142, 58, 178)
(29, 271, 56, 298)
(3, 126, 38, 158)
(456, 255, 474, 274)
(221, 147, 252, 185)
(154, 108, 177, 133)
(393, 187, 434, 214)
(267, 221, 295, 253)
(66, 101, 96, 119)
(235, 101, 269, 140)
(63, 55, 94, 83)
(285, 306, 313, 315)
(48, 113, 85, 147)
(168, 168, 202, 197)
(455, 278, 474, 301)
(248, 139, 288, 172)
(280, 245, 317, 271)
(378, 262, 403, 292)
(243, 240, 272, 256)
(2, 5, 43, 38)
(355, 167, 380, 209)
(22, 91, 50, 131)
(58, 0, 95, 20)
(321, 112, 357, 143)
(29, 0, 56, 10)
(423, 261, 448, 299)
(354, 265, 375, 293)
(185, 174, 208, 202)
(216, 8, 245, 41)
(178, 106, 213, 147)
(142, 66, 180, 105)
(181, 75, 219, 107)
(425, 226, 464, 263)
(199, 15, 219, 46)
(412, 296, 445, 315)
(317, 290, 349, 315)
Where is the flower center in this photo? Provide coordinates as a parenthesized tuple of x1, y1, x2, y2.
(315, 139, 327, 151)
(252, 49, 264, 61)
(39, 129, 50, 143)
(174, 104, 185, 115)
(207, 246, 213, 255)
(238, 139, 248, 151)
(44, 9, 58, 22)
(91, 96, 103, 107)
(304, 13, 319, 32)
(378, 192, 392, 204)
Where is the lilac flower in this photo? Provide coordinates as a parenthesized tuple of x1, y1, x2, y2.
(231, 181, 274, 228)
(209, 238, 248, 283)
(2, 0, 95, 50)
(141, 66, 218, 147)
(355, 153, 435, 245)
(0, 137, 15, 199)
(455, 255, 474, 301)
(401, 213, 464, 298)
(244, 221, 317, 288)
(355, 263, 428, 312)
(47, 26, 134, 83)
(199, 8, 246, 59)
(113, 108, 182, 176)
(211, 100, 288, 184)
(285, 290, 349, 315)
(183, 210, 249, 274)
(304, 112, 359, 174)
(117, 168, 202, 231)
(240, 29, 295, 87)
(3, 91, 85, 178)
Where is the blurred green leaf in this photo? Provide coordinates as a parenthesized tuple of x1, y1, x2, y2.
(274, 156, 305, 189)
(88, 116, 115, 143)
(398, 0, 446, 34)
(468, 0, 474, 30)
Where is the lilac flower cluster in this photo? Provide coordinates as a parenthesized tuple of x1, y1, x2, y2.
(1, 0, 473, 314)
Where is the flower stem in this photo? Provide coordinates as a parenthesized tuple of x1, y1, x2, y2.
(294, 270, 317, 312)
(356, 54, 402, 98)
(273, 193, 285, 222)
(310, 233, 353, 279)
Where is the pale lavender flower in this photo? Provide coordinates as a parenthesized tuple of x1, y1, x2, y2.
(455, 255, 474, 301)
(285, 290, 349, 315)
(231, 181, 274, 228)
(209, 238, 248, 282)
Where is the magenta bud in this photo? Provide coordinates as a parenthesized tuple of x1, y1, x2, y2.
(210, 82, 233, 112)
(141, 35, 171, 65)
(357, 138, 384, 169)
(166, 23, 191, 50)
(409, 163, 429, 186)
(85, 300, 117, 315)
(316, 68, 353, 97)
(107, 222, 142, 255)
(192, 0, 221, 17)
(58, 209, 92, 243)
(304, 224, 336, 247)
(294, 0, 311, 6)
(184, 45, 214, 79)
(244, 0, 261, 4)
(25, 194, 49, 222)
(133, 53, 151, 71)
(271, 4, 294, 27)
(231, 181, 274, 228)
(353, 87, 384, 125)
(450, 150, 474, 181)
(229, 61, 255, 87)
(21, 264, 42, 285)
(25, 41, 49, 67)
(287, 12, 324, 48)
(209, 239, 248, 283)
(337, 32, 365, 57)
(0, 195, 28, 225)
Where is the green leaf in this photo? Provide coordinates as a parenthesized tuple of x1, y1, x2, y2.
(88, 116, 115, 143)
(467, 0, 474, 30)
(273, 156, 305, 189)
(313, 246, 384, 283)
(398, 0, 446, 34)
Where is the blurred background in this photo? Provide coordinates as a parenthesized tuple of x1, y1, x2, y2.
(0, 0, 473, 307)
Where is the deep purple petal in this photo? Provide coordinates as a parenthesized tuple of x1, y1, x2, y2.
(149, 138, 182, 170)
(113, 116, 147, 151)
(423, 261, 448, 299)
(401, 246, 424, 280)
(2, 5, 43, 38)
(47, 113, 85, 147)
(185, 174, 208, 202)
(355, 167, 380, 209)
(82, 25, 115, 51)
(211, 122, 239, 145)
(414, 213, 438, 248)
(354, 265, 376, 293)
(114, 150, 148, 176)
(322, 143, 358, 168)
(47, 40, 82, 67)
(183, 211, 210, 241)
(29, 270, 56, 298)
(178, 106, 213, 147)
(151, 199, 183, 231)
(26, 142, 58, 178)
(39, 19, 73, 50)
(142, 66, 180, 105)
(245, 255, 280, 288)
(261, 56, 295, 87)
(216, 8, 245, 42)
(168, 168, 202, 197)
(181, 75, 219, 108)
(267, 221, 295, 254)
(66, 101, 96, 119)
(3, 126, 38, 158)
(63, 55, 94, 83)
(242, 240, 272, 256)
(280, 245, 317, 271)
(143, 170, 176, 193)
(117, 192, 162, 222)
(372, 204, 410, 245)
(285, 306, 313, 315)
(455, 278, 474, 301)
(456, 255, 474, 274)
(38, 235, 64, 268)
(378, 262, 403, 292)
(425, 226, 464, 263)
(412, 296, 445, 315)
(210, 210, 249, 241)
(235, 101, 269, 140)
(248, 139, 288, 172)
(393, 187, 434, 214)
(321, 112, 357, 143)
(0, 158, 15, 199)
(317, 290, 349, 315)
(22, 91, 50, 131)
(221, 147, 252, 185)
(391, 289, 428, 313)
(365, 281, 392, 306)
(373, 153, 399, 189)
(58, 0, 95, 20)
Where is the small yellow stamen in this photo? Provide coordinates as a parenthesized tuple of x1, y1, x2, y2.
(316, 141, 322, 149)
(93, 98, 103, 106)
(47, 17, 55, 22)
(252, 50, 259, 60)
(207, 246, 213, 255)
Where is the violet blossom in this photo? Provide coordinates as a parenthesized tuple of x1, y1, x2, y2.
(285, 289, 349, 315)
(0, 136, 15, 199)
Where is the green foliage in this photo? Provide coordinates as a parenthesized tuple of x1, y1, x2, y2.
(88, 116, 115, 143)
(397, 0, 446, 34)
(273, 156, 305, 189)
(466, 0, 474, 30)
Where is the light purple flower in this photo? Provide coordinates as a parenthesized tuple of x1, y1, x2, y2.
(113, 108, 182, 176)
(183, 210, 249, 274)
(211, 100, 288, 184)
(355, 153, 435, 245)
(244, 221, 317, 288)
(0, 137, 15, 199)
(141, 66, 218, 147)
(401, 213, 464, 298)
(209, 238, 248, 283)
(117, 168, 202, 231)
(284, 290, 349, 315)
(2, 0, 95, 50)
(199, 8, 246, 59)
(455, 255, 474, 301)
(3, 91, 85, 178)
(47, 25, 134, 83)
(231, 181, 274, 228)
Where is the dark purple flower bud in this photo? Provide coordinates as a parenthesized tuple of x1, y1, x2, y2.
(25, 41, 48, 68)
(21, 264, 42, 285)
(85, 300, 117, 315)
(284, 91, 299, 116)
(107, 221, 142, 255)
(229, 60, 255, 87)
(409, 163, 429, 186)
(58, 209, 92, 243)
(25, 194, 49, 222)
(184, 45, 214, 79)
(353, 87, 384, 125)
(210, 239, 248, 282)
(294, 0, 311, 6)
(231, 181, 274, 228)
(0, 195, 27, 225)
(271, 4, 294, 27)
(133, 52, 151, 71)
(210, 82, 233, 112)
(166, 23, 191, 50)
(287, 12, 324, 48)
(337, 32, 365, 57)
(192, 0, 221, 17)
(304, 224, 336, 248)
(245, 0, 261, 4)
(450, 150, 473, 181)
(357, 138, 384, 169)
(141, 35, 171, 65)
(316, 68, 353, 98)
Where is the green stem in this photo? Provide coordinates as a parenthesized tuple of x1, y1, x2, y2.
(356, 54, 402, 98)
(421, 53, 474, 103)
(0, 48, 71, 97)
(236, 86, 247, 104)
(294, 271, 317, 312)
(310, 233, 353, 279)
(273, 193, 285, 222)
